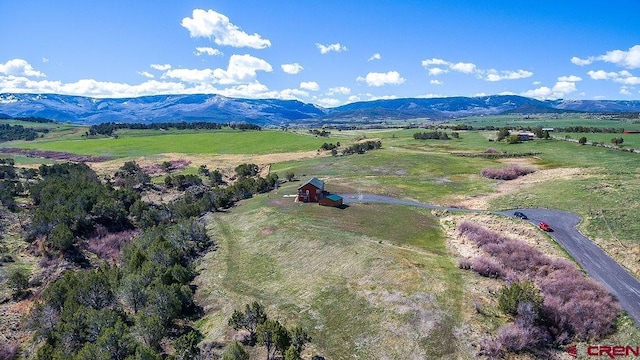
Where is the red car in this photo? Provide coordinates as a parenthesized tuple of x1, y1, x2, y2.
(539, 221, 552, 231)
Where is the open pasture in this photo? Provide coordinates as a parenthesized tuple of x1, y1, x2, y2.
(450, 114, 640, 131)
(5, 130, 329, 157)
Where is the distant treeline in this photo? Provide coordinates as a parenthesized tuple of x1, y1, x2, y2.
(413, 131, 459, 140)
(0, 124, 47, 142)
(87, 122, 262, 136)
(342, 140, 382, 155)
(0, 116, 56, 123)
(552, 126, 625, 133)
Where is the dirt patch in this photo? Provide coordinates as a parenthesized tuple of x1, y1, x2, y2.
(88, 151, 324, 176)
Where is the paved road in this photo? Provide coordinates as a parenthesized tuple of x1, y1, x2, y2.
(340, 194, 640, 327)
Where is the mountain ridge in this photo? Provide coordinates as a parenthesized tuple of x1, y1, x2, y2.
(2, 93, 640, 126)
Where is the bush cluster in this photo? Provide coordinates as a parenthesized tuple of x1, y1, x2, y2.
(228, 302, 312, 360)
(320, 142, 339, 151)
(27, 218, 211, 359)
(457, 221, 620, 353)
(480, 164, 535, 180)
(0, 159, 22, 211)
(413, 131, 451, 140)
(342, 140, 382, 155)
(28, 163, 138, 254)
(309, 129, 330, 137)
(0, 123, 45, 142)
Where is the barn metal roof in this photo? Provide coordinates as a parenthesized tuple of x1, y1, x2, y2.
(325, 194, 343, 201)
(298, 177, 324, 190)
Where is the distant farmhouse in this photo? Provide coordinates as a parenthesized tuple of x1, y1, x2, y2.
(517, 131, 536, 141)
(297, 177, 343, 207)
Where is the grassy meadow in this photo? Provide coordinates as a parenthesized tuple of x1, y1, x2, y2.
(3, 129, 330, 157)
(451, 114, 640, 131)
(194, 189, 469, 359)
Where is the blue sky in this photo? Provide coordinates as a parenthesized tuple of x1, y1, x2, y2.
(1, 1, 639, 107)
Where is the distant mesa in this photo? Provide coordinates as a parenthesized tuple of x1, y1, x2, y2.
(1, 93, 640, 126)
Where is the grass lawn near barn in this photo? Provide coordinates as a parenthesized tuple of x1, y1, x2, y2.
(194, 189, 469, 359)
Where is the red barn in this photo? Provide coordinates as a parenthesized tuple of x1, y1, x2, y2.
(319, 194, 343, 207)
(297, 177, 324, 202)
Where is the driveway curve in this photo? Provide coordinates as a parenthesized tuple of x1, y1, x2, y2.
(340, 193, 640, 327)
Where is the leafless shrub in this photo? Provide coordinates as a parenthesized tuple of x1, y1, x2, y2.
(478, 337, 503, 359)
(485, 147, 499, 153)
(497, 324, 549, 353)
(458, 221, 620, 350)
(85, 229, 138, 263)
(0, 343, 19, 360)
(539, 274, 619, 343)
(458, 257, 473, 270)
(481, 164, 535, 180)
(457, 221, 508, 247)
(472, 256, 504, 279)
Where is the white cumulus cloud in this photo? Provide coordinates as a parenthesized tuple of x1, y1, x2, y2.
(278, 88, 309, 99)
(430, 79, 443, 85)
(421, 58, 449, 66)
(316, 97, 341, 107)
(552, 81, 578, 95)
(421, 57, 529, 81)
(484, 69, 533, 82)
(587, 69, 640, 85)
(163, 54, 272, 85)
(0, 59, 45, 77)
(356, 71, 405, 87)
(573, 45, 640, 69)
(151, 64, 171, 71)
(163, 68, 216, 83)
(281, 63, 303, 74)
(181, 9, 271, 49)
(570, 56, 594, 66)
(138, 71, 155, 79)
(599, 45, 640, 69)
(300, 81, 319, 91)
(428, 68, 449, 76)
(522, 75, 581, 100)
(450, 62, 477, 74)
(368, 53, 381, 61)
(521, 86, 553, 99)
(620, 86, 633, 96)
(316, 42, 347, 54)
(558, 75, 582, 82)
(587, 70, 619, 80)
(194, 47, 223, 56)
(328, 86, 350, 95)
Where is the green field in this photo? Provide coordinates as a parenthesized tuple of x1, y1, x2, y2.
(554, 132, 640, 148)
(5, 130, 329, 157)
(451, 114, 640, 130)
